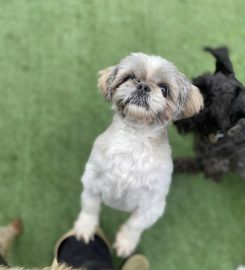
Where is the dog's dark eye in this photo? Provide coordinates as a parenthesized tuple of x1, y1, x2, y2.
(159, 84, 169, 98)
(123, 75, 135, 82)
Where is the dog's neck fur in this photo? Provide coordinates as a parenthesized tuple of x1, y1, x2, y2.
(112, 113, 168, 142)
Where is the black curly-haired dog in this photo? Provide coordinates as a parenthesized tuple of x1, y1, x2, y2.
(174, 47, 245, 180)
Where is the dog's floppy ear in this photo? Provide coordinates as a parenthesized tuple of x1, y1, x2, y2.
(98, 66, 118, 101)
(178, 84, 204, 119)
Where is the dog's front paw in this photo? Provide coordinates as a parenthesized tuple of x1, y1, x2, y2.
(114, 226, 140, 258)
(74, 213, 97, 243)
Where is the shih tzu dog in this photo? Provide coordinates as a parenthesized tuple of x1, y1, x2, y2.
(74, 53, 203, 257)
(174, 47, 245, 180)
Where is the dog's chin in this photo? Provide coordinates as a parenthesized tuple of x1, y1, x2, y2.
(119, 104, 164, 124)
(113, 89, 169, 124)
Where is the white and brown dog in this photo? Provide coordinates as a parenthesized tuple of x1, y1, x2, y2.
(74, 53, 203, 257)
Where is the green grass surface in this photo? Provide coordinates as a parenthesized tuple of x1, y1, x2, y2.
(0, 0, 244, 269)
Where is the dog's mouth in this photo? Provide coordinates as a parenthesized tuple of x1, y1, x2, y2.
(116, 90, 150, 111)
(129, 92, 149, 109)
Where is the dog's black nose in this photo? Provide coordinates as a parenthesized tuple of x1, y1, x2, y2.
(137, 83, 150, 93)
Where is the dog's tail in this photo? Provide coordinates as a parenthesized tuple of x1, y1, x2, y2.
(204, 47, 234, 75)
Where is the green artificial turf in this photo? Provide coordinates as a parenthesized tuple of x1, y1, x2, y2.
(0, 0, 244, 269)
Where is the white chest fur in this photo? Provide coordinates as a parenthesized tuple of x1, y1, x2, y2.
(82, 114, 173, 212)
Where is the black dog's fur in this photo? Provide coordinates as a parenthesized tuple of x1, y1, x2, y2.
(174, 47, 245, 180)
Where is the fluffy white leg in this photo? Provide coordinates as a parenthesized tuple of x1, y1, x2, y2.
(74, 189, 101, 243)
(114, 200, 166, 257)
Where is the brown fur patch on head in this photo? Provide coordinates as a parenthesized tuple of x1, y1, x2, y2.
(97, 66, 117, 101)
(181, 85, 204, 118)
(163, 102, 174, 121)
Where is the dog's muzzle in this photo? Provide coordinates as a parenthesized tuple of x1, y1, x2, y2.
(130, 85, 150, 109)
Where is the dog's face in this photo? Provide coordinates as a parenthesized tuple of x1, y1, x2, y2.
(98, 53, 203, 124)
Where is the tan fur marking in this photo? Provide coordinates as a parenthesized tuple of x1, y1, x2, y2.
(182, 85, 204, 118)
(97, 66, 114, 98)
